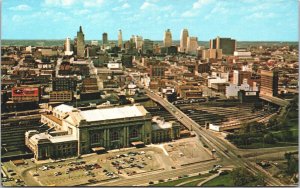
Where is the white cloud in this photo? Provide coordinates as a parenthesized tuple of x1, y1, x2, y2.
(83, 0, 105, 7)
(43, 0, 76, 7)
(122, 3, 130, 9)
(9, 4, 31, 11)
(193, 0, 213, 9)
(140, 0, 169, 11)
(181, 11, 198, 18)
(140, 2, 154, 10)
(113, 3, 130, 11)
(181, 0, 213, 17)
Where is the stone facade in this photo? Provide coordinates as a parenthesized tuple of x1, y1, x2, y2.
(25, 104, 180, 160)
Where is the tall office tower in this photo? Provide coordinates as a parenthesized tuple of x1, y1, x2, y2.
(180, 29, 189, 52)
(134, 35, 143, 49)
(187, 36, 198, 55)
(143, 39, 154, 54)
(64, 37, 73, 56)
(76, 26, 85, 58)
(102, 32, 108, 45)
(209, 36, 236, 55)
(163, 29, 172, 47)
(118, 29, 123, 48)
(260, 70, 278, 96)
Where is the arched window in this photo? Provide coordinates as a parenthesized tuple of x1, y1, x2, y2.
(130, 128, 138, 138)
(110, 131, 119, 141)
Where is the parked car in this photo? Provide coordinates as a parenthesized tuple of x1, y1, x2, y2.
(54, 172, 62, 176)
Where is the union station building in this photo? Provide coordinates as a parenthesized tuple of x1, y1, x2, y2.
(25, 104, 181, 160)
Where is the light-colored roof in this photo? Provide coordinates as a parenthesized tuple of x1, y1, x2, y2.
(30, 133, 52, 144)
(29, 132, 77, 144)
(151, 116, 173, 130)
(50, 135, 77, 143)
(53, 104, 75, 113)
(79, 105, 148, 122)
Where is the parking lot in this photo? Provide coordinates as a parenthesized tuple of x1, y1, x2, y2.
(164, 137, 213, 166)
(2, 146, 169, 186)
(1, 136, 213, 186)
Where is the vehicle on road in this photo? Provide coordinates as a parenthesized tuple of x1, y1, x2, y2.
(54, 172, 62, 176)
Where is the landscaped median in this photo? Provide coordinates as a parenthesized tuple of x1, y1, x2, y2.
(137, 168, 232, 186)
(150, 173, 211, 186)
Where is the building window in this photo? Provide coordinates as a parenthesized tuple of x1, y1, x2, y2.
(91, 133, 101, 143)
(129, 128, 138, 138)
(110, 131, 119, 141)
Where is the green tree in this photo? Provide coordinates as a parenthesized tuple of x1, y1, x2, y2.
(264, 133, 276, 144)
(232, 167, 254, 186)
(256, 173, 266, 186)
(285, 152, 299, 175)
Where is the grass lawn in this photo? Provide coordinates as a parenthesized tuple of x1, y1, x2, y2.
(152, 173, 211, 186)
(238, 142, 298, 149)
(234, 118, 298, 149)
(181, 178, 205, 186)
(202, 173, 233, 187)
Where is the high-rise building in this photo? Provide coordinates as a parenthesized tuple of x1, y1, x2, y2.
(134, 35, 143, 49)
(118, 29, 123, 48)
(163, 29, 172, 47)
(259, 70, 278, 96)
(210, 36, 236, 55)
(102, 32, 108, 45)
(187, 36, 198, 55)
(180, 29, 189, 53)
(64, 37, 73, 56)
(76, 26, 85, 58)
(143, 39, 154, 54)
(202, 49, 222, 59)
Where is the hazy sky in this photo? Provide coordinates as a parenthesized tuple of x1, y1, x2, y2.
(3, 0, 298, 41)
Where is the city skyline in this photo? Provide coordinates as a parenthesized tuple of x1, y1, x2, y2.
(3, 0, 298, 41)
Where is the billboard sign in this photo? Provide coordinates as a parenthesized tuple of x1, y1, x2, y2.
(12, 87, 39, 97)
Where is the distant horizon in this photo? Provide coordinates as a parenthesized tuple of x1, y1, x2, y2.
(3, 0, 297, 41)
(2, 39, 298, 43)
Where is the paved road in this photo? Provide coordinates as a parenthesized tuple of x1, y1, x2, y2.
(94, 160, 222, 186)
(145, 89, 285, 186)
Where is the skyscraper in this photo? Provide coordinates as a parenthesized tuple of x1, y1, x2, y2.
(118, 29, 123, 48)
(76, 26, 85, 58)
(134, 35, 143, 50)
(210, 36, 236, 55)
(180, 29, 189, 53)
(64, 37, 73, 56)
(102, 32, 108, 45)
(187, 36, 198, 55)
(163, 29, 172, 47)
(143, 39, 154, 54)
(260, 70, 278, 96)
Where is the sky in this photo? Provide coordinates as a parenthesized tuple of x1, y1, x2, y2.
(2, 0, 298, 41)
